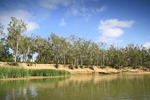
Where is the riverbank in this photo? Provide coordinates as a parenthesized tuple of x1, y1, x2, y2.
(1, 62, 150, 75)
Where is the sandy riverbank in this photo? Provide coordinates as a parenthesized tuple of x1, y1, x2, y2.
(0, 62, 150, 75)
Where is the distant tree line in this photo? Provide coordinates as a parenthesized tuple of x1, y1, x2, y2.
(0, 17, 150, 68)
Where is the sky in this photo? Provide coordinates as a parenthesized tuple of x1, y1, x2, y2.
(0, 0, 150, 48)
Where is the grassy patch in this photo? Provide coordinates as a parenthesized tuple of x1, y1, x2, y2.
(0, 67, 29, 78)
(29, 69, 70, 76)
(0, 67, 70, 79)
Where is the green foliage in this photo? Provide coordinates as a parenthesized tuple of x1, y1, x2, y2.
(0, 67, 70, 79)
(19, 35, 36, 62)
(7, 17, 27, 62)
(0, 67, 29, 78)
(0, 44, 13, 62)
(29, 69, 70, 76)
(0, 23, 12, 61)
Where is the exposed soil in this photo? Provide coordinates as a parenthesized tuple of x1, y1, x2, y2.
(1, 62, 150, 74)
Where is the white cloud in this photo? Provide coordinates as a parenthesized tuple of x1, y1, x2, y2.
(66, 6, 107, 20)
(96, 6, 107, 13)
(59, 18, 66, 26)
(98, 36, 123, 45)
(0, 9, 39, 32)
(39, 0, 71, 9)
(143, 42, 150, 49)
(98, 19, 134, 43)
(69, 6, 79, 15)
(98, 19, 134, 38)
(27, 22, 39, 31)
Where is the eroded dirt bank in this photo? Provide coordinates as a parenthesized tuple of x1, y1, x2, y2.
(1, 62, 150, 75)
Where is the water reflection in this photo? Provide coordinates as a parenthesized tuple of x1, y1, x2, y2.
(0, 74, 150, 100)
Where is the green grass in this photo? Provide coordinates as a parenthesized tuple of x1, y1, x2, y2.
(0, 67, 29, 78)
(0, 67, 70, 79)
(29, 69, 70, 76)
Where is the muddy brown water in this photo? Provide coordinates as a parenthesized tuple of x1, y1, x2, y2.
(0, 74, 150, 100)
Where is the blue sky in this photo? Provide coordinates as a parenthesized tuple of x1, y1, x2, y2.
(0, 0, 150, 48)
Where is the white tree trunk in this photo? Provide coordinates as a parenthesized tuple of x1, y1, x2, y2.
(14, 41, 18, 63)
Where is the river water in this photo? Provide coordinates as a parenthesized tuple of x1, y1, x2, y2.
(0, 74, 150, 100)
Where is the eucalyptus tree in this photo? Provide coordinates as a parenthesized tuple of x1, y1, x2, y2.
(89, 42, 100, 66)
(0, 23, 4, 57)
(118, 48, 126, 67)
(0, 23, 13, 61)
(114, 48, 124, 68)
(74, 38, 83, 67)
(35, 36, 50, 63)
(68, 35, 82, 68)
(66, 36, 74, 65)
(80, 40, 91, 66)
(68, 35, 76, 67)
(133, 45, 150, 67)
(144, 48, 150, 66)
(0, 23, 4, 36)
(27, 35, 37, 62)
(0, 35, 13, 62)
(19, 35, 36, 62)
(7, 17, 27, 62)
(124, 44, 138, 67)
(49, 33, 65, 66)
(0, 23, 4, 61)
(97, 42, 107, 67)
(134, 45, 144, 66)
(60, 37, 71, 66)
(0, 23, 5, 47)
(107, 45, 118, 67)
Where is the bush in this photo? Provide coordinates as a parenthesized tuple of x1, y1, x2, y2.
(7, 62, 19, 66)
(54, 64, 59, 68)
(68, 65, 74, 69)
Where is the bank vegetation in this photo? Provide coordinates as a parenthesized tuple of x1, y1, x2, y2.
(0, 67, 70, 79)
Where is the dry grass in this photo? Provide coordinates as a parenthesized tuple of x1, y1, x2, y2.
(0, 62, 149, 75)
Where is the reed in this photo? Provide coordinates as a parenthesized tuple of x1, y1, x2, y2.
(0, 67, 29, 78)
(29, 69, 70, 76)
(0, 67, 70, 79)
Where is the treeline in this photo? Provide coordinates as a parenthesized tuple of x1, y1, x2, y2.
(0, 17, 150, 68)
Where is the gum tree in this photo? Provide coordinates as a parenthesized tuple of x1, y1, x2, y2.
(7, 17, 27, 62)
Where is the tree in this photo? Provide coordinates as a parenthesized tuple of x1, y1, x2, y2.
(0, 23, 13, 61)
(68, 35, 81, 68)
(7, 17, 27, 62)
(19, 35, 36, 62)
(97, 42, 107, 67)
(89, 42, 99, 66)
(59, 37, 70, 66)
(79, 39, 91, 67)
(49, 33, 64, 67)
(0, 23, 4, 36)
(35, 36, 50, 63)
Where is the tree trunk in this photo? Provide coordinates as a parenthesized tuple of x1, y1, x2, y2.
(14, 40, 19, 63)
(80, 58, 83, 66)
(63, 55, 66, 66)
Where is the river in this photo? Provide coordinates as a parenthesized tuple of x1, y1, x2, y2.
(0, 74, 150, 100)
